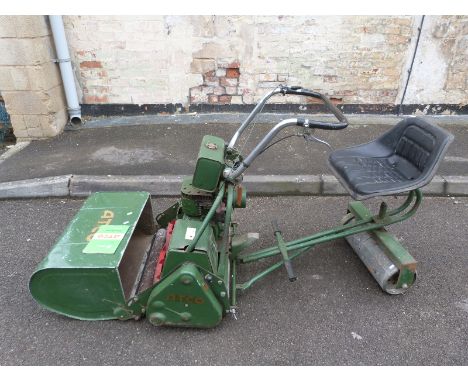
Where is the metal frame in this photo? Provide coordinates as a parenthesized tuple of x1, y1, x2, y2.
(228, 87, 283, 149)
(185, 87, 431, 312)
(233, 190, 422, 296)
(185, 181, 422, 309)
(224, 118, 299, 180)
(208, 88, 423, 307)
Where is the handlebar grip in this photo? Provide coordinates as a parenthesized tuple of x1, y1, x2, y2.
(282, 86, 348, 130)
(284, 260, 297, 282)
(320, 94, 348, 126)
(297, 117, 347, 130)
(283, 86, 322, 98)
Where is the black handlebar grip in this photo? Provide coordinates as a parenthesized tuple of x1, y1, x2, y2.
(281, 85, 349, 130)
(283, 87, 322, 98)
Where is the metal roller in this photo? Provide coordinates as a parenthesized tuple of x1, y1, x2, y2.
(346, 230, 412, 295)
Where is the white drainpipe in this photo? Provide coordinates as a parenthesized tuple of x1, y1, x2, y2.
(49, 15, 82, 125)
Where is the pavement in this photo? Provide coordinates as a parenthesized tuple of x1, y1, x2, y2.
(0, 113, 467, 198)
(0, 195, 466, 365)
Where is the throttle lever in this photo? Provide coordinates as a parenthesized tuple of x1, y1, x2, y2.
(303, 129, 333, 151)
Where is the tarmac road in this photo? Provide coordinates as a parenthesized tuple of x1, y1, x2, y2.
(0, 195, 466, 365)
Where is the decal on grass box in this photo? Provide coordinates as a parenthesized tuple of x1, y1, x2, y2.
(83, 225, 130, 254)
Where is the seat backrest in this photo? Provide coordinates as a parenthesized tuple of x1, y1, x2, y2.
(384, 117, 454, 177)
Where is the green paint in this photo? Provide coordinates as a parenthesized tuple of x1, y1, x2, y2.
(161, 218, 218, 279)
(29, 192, 155, 320)
(238, 191, 422, 291)
(28, 128, 428, 329)
(192, 135, 225, 192)
(348, 197, 418, 287)
(146, 263, 223, 328)
(186, 182, 225, 252)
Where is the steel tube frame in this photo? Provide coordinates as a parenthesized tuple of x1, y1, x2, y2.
(235, 189, 422, 291)
(218, 184, 234, 285)
(225, 118, 299, 180)
(186, 182, 225, 252)
(228, 87, 282, 149)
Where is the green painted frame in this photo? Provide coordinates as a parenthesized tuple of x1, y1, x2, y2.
(235, 189, 422, 292)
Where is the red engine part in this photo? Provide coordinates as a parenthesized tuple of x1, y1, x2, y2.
(153, 221, 175, 283)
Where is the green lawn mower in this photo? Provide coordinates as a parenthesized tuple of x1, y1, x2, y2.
(29, 85, 454, 328)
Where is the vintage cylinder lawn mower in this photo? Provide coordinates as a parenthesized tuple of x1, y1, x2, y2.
(30, 85, 453, 328)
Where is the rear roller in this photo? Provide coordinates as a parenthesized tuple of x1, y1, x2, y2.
(342, 212, 417, 295)
(345, 231, 416, 294)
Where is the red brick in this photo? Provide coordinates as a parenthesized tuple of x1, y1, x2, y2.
(218, 60, 240, 69)
(218, 95, 232, 104)
(80, 61, 103, 69)
(220, 77, 238, 87)
(226, 68, 240, 78)
(204, 76, 219, 86)
(213, 86, 225, 95)
(306, 97, 323, 104)
(208, 95, 218, 103)
(84, 95, 109, 103)
(329, 97, 343, 104)
(204, 70, 216, 77)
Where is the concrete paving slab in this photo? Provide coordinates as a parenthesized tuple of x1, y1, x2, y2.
(0, 175, 71, 198)
(69, 175, 184, 197)
(445, 176, 468, 196)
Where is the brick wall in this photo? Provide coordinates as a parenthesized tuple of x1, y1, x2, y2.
(0, 15, 466, 141)
(63, 15, 468, 108)
(0, 16, 68, 139)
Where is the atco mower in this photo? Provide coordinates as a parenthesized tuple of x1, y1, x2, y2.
(30, 85, 453, 328)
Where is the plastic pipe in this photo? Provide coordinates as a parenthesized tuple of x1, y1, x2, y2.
(49, 16, 82, 125)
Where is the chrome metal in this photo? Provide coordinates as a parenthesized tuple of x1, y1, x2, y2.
(228, 87, 283, 149)
(303, 130, 333, 150)
(230, 308, 238, 320)
(225, 118, 298, 180)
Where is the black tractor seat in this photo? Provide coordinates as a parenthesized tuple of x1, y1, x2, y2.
(328, 117, 454, 200)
